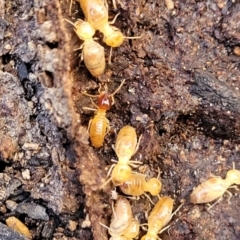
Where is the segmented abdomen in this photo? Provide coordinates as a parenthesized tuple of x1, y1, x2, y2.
(89, 113, 108, 148)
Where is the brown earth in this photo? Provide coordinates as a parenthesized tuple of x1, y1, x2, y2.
(0, 0, 240, 240)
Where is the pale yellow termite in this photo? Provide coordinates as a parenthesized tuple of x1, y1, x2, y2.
(120, 173, 162, 197)
(100, 125, 142, 188)
(78, 0, 140, 47)
(65, 18, 105, 77)
(6, 216, 32, 239)
(141, 196, 183, 240)
(100, 197, 140, 240)
(190, 164, 240, 208)
(82, 80, 125, 148)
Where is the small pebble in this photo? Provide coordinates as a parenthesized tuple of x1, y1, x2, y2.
(22, 169, 31, 180)
(6, 200, 18, 211)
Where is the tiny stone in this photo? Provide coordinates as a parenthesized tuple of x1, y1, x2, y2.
(81, 214, 91, 228)
(22, 169, 31, 180)
(6, 200, 18, 211)
(0, 205, 7, 214)
(4, 44, 11, 50)
(67, 220, 78, 232)
(22, 142, 40, 151)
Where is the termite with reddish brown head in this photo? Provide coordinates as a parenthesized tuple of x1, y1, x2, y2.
(82, 80, 125, 148)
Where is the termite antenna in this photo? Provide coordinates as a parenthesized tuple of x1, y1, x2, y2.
(64, 18, 75, 26)
(110, 79, 126, 96)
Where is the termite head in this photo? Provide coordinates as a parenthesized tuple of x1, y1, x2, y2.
(147, 178, 162, 196)
(226, 169, 240, 185)
(74, 20, 95, 40)
(104, 27, 124, 47)
(98, 93, 112, 110)
(112, 164, 132, 186)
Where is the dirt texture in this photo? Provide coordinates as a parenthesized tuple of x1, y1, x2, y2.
(1, 0, 240, 240)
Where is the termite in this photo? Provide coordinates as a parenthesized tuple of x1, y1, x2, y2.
(190, 163, 240, 208)
(82, 79, 125, 148)
(65, 18, 105, 77)
(77, 0, 141, 47)
(100, 197, 140, 240)
(141, 196, 183, 240)
(100, 125, 142, 188)
(6, 216, 32, 239)
(120, 172, 162, 198)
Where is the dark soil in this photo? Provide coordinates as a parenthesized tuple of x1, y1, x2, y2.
(1, 0, 240, 240)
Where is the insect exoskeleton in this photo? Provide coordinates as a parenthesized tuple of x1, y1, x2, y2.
(120, 174, 162, 197)
(65, 18, 105, 77)
(78, 0, 140, 48)
(190, 177, 229, 204)
(190, 164, 240, 205)
(111, 125, 141, 186)
(141, 197, 182, 240)
(82, 80, 125, 148)
(101, 197, 139, 240)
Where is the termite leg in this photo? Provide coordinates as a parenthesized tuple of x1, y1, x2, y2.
(207, 196, 222, 211)
(159, 224, 171, 234)
(64, 18, 74, 26)
(99, 176, 113, 189)
(112, 0, 118, 10)
(99, 222, 110, 231)
(108, 47, 113, 65)
(226, 190, 232, 204)
(129, 161, 143, 168)
(107, 163, 116, 177)
(89, 97, 99, 109)
(133, 134, 143, 156)
(106, 121, 111, 135)
(69, 0, 73, 15)
(82, 91, 99, 98)
(74, 41, 84, 51)
(170, 202, 184, 219)
(82, 107, 97, 111)
(111, 201, 117, 219)
(87, 119, 92, 132)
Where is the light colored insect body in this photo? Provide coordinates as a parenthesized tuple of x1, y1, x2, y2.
(120, 174, 161, 196)
(78, 0, 124, 47)
(66, 19, 106, 77)
(123, 218, 140, 239)
(79, 0, 108, 29)
(109, 198, 132, 236)
(141, 197, 174, 240)
(89, 109, 109, 148)
(190, 177, 231, 204)
(112, 126, 138, 185)
(83, 40, 105, 77)
(6, 216, 32, 239)
(115, 126, 138, 164)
